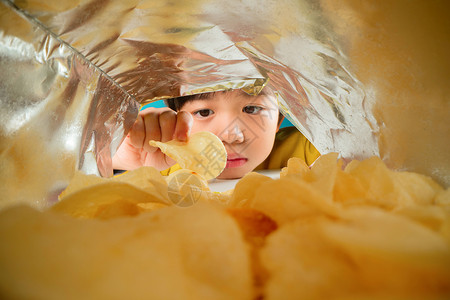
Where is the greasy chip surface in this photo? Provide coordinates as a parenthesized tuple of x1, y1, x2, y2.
(60, 167, 168, 201)
(1, 153, 449, 299)
(0, 204, 253, 300)
(165, 169, 210, 207)
(260, 208, 450, 300)
(254, 153, 450, 299)
(54, 167, 171, 218)
(52, 182, 168, 219)
(150, 131, 227, 180)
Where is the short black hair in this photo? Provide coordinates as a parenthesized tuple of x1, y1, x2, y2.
(164, 92, 217, 111)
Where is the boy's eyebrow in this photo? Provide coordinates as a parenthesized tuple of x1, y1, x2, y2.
(170, 91, 216, 111)
(170, 88, 274, 110)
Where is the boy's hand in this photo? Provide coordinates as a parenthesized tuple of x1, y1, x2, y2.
(112, 107, 193, 171)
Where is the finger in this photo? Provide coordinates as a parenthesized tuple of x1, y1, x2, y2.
(174, 111, 193, 142)
(128, 115, 145, 149)
(142, 111, 162, 153)
(159, 110, 177, 142)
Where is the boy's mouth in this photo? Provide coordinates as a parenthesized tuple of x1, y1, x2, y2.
(226, 154, 248, 168)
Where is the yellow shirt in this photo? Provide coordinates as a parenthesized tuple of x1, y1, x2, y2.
(160, 127, 320, 176)
(254, 126, 320, 170)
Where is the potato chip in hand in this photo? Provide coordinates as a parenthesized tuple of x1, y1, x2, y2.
(150, 131, 227, 180)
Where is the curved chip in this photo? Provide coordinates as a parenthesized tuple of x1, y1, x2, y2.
(150, 131, 227, 180)
(53, 182, 169, 219)
(166, 169, 210, 207)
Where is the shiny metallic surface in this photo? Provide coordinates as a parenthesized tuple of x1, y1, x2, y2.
(0, 0, 449, 208)
(0, 0, 138, 209)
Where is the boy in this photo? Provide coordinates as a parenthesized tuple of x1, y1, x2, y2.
(112, 89, 319, 179)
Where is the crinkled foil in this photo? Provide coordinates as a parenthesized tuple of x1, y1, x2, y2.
(1, 0, 449, 209)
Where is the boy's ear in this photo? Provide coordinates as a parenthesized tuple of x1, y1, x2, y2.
(276, 113, 285, 132)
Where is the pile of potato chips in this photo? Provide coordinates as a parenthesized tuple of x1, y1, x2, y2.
(0, 153, 449, 299)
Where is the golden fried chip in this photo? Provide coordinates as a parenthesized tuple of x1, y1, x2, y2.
(333, 167, 367, 205)
(94, 198, 145, 220)
(260, 219, 362, 300)
(114, 166, 169, 200)
(393, 171, 443, 206)
(165, 169, 210, 207)
(53, 182, 169, 219)
(279, 154, 341, 202)
(280, 157, 308, 178)
(344, 156, 399, 209)
(150, 131, 227, 180)
(58, 171, 105, 199)
(56, 167, 170, 218)
(227, 208, 278, 247)
(393, 205, 447, 232)
(321, 207, 450, 296)
(326, 207, 450, 265)
(4, 148, 450, 300)
(227, 208, 278, 297)
(61, 167, 168, 201)
(304, 153, 340, 201)
(246, 177, 341, 225)
(261, 208, 450, 300)
(435, 188, 450, 206)
(230, 172, 273, 208)
(207, 189, 234, 206)
(0, 204, 253, 300)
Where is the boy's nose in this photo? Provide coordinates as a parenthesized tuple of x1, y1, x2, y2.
(220, 123, 245, 144)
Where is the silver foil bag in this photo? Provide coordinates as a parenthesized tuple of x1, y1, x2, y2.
(1, 0, 449, 209)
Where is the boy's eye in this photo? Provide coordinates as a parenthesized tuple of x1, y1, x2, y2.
(243, 106, 263, 115)
(193, 109, 214, 118)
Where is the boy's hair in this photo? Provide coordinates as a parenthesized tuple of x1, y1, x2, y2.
(165, 92, 215, 111)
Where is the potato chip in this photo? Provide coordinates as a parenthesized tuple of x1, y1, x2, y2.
(94, 198, 145, 220)
(55, 167, 170, 218)
(150, 131, 227, 180)
(333, 167, 368, 206)
(440, 214, 450, 243)
(260, 207, 450, 300)
(230, 172, 273, 208)
(0, 204, 253, 300)
(279, 154, 342, 203)
(114, 167, 169, 201)
(58, 171, 105, 199)
(435, 188, 450, 206)
(245, 177, 341, 225)
(326, 207, 450, 265)
(280, 157, 308, 178)
(3, 151, 450, 299)
(392, 171, 443, 206)
(60, 167, 168, 201)
(226, 208, 277, 298)
(303, 153, 341, 201)
(260, 219, 363, 300)
(393, 205, 446, 232)
(165, 169, 210, 207)
(53, 182, 169, 218)
(343, 156, 400, 209)
(320, 207, 450, 296)
(207, 189, 234, 207)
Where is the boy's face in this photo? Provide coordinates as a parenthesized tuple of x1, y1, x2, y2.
(180, 90, 280, 179)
